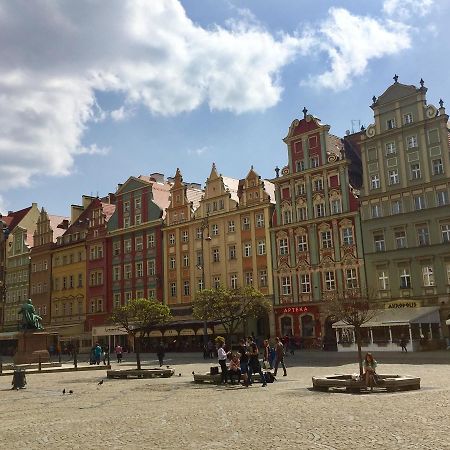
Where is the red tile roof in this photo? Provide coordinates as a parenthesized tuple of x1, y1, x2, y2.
(1, 206, 32, 232)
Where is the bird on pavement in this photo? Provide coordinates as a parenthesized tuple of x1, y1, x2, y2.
(178, 373, 181, 377)
(192, 371, 195, 375)
(68, 390, 73, 394)
(98, 380, 104, 385)
(166, 365, 170, 369)
(62, 389, 65, 395)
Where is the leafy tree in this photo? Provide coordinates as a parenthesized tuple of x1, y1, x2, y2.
(110, 298, 171, 370)
(193, 285, 271, 344)
(325, 290, 376, 376)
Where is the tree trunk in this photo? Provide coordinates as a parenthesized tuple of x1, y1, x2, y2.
(355, 327, 363, 377)
(134, 335, 141, 370)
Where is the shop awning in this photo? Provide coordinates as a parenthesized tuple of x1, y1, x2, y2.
(446, 318, 450, 325)
(149, 330, 163, 337)
(179, 328, 195, 336)
(333, 307, 441, 328)
(196, 328, 213, 336)
(163, 329, 178, 337)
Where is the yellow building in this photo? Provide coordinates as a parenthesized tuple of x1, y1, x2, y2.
(162, 165, 275, 347)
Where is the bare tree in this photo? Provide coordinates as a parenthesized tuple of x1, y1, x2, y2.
(325, 290, 377, 376)
(110, 298, 171, 370)
(193, 285, 271, 345)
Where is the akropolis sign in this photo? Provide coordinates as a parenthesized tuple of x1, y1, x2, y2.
(385, 300, 421, 309)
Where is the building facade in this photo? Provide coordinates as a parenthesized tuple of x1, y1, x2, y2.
(358, 78, 450, 339)
(270, 111, 366, 345)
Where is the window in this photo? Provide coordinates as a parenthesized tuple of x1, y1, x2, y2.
(342, 227, 354, 245)
(170, 283, 176, 297)
(230, 274, 238, 289)
(147, 233, 155, 248)
(113, 241, 120, 255)
(313, 178, 324, 191)
(283, 210, 292, 224)
(182, 230, 189, 243)
(135, 236, 143, 251)
(346, 268, 358, 289)
(411, 163, 421, 180)
(388, 169, 399, 185)
(297, 206, 307, 221)
(135, 291, 144, 300)
(377, 270, 389, 291)
(300, 274, 311, 293)
(296, 183, 306, 195)
(183, 254, 189, 267)
(297, 235, 308, 252)
(134, 197, 141, 210)
(387, 118, 396, 130)
(374, 233, 385, 252)
(436, 190, 449, 206)
(124, 264, 132, 279)
(259, 270, 267, 288)
(441, 224, 450, 243)
(331, 199, 341, 214)
(243, 243, 252, 257)
(212, 224, 219, 236)
(407, 136, 418, 148)
(422, 265, 434, 287)
(403, 113, 413, 125)
(400, 267, 411, 289)
(147, 260, 155, 276)
(414, 195, 425, 210)
(113, 266, 121, 281)
(310, 156, 320, 168)
(391, 200, 402, 215)
(315, 203, 325, 218)
(370, 174, 380, 189)
(196, 228, 202, 239)
(123, 201, 130, 213)
(78, 273, 83, 288)
(395, 230, 407, 249)
(123, 217, 130, 229)
(371, 204, 382, 218)
(69, 275, 74, 288)
(253, 213, 264, 228)
(281, 276, 291, 295)
(169, 256, 176, 269)
(279, 238, 288, 255)
(432, 158, 444, 175)
(385, 142, 396, 155)
(135, 214, 141, 226)
(324, 271, 335, 291)
(416, 225, 430, 246)
(242, 217, 250, 230)
(321, 230, 333, 248)
(228, 245, 236, 260)
(245, 272, 253, 286)
(169, 234, 175, 245)
(213, 276, 221, 289)
(135, 262, 143, 278)
(125, 292, 132, 305)
(124, 239, 132, 253)
(183, 281, 190, 296)
(212, 248, 220, 262)
(196, 251, 203, 267)
(257, 240, 266, 255)
(296, 160, 305, 172)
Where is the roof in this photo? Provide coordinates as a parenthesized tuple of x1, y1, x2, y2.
(1, 206, 32, 232)
(333, 307, 441, 328)
(138, 176, 172, 218)
(221, 176, 240, 203)
(186, 187, 203, 211)
(263, 179, 276, 203)
(49, 215, 69, 241)
(101, 203, 116, 222)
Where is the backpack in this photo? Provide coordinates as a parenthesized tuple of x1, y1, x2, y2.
(264, 371, 275, 383)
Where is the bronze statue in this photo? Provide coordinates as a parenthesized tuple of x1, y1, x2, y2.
(18, 299, 43, 330)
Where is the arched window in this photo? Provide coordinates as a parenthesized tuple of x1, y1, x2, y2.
(301, 315, 314, 337)
(280, 316, 293, 337)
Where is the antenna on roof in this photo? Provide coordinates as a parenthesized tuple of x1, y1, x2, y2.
(351, 120, 361, 134)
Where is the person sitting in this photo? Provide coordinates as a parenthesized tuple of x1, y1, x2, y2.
(228, 354, 241, 384)
(363, 352, 377, 391)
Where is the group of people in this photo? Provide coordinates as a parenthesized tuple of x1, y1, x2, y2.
(216, 336, 288, 387)
(89, 343, 109, 365)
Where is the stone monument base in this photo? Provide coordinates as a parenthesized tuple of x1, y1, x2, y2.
(13, 331, 52, 365)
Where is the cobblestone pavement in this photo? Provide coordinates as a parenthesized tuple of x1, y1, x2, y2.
(1, 353, 449, 450)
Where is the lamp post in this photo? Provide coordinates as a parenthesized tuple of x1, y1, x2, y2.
(0, 220, 10, 332)
(197, 213, 211, 346)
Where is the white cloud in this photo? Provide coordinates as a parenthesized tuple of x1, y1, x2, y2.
(301, 8, 411, 90)
(0, 0, 303, 191)
(188, 146, 209, 156)
(383, 0, 434, 20)
(75, 144, 110, 156)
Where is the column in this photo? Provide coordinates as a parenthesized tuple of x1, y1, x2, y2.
(408, 325, 413, 351)
(388, 326, 393, 343)
(369, 328, 374, 344)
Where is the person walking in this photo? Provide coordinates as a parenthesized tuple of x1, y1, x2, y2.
(94, 342, 102, 365)
(156, 341, 165, 367)
(273, 337, 287, 377)
(115, 344, 123, 363)
(400, 334, 408, 353)
(217, 339, 229, 384)
(248, 341, 267, 387)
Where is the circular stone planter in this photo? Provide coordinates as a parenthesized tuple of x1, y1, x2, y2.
(107, 368, 175, 379)
(312, 374, 420, 393)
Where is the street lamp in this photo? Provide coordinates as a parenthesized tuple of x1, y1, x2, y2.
(0, 220, 10, 331)
(197, 213, 211, 346)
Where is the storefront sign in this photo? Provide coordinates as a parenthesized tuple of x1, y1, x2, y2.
(276, 306, 309, 315)
(92, 326, 127, 336)
(385, 300, 421, 309)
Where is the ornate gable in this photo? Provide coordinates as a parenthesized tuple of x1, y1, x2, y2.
(375, 82, 419, 106)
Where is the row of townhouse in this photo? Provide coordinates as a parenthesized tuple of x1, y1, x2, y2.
(0, 77, 449, 354)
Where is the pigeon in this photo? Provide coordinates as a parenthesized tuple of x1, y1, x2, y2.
(98, 380, 104, 385)
(68, 390, 73, 394)
(192, 371, 195, 375)
(166, 365, 170, 369)
(62, 389, 65, 395)
(178, 373, 181, 377)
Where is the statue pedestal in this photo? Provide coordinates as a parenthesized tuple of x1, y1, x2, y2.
(13, 331, 52, 365)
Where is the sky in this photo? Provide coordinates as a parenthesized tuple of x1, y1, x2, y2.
(0, 0, 448, 216)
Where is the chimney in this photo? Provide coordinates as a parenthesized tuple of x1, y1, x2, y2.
(82, 195, 94, 209)
(70, 205, 84, 223)
(150, 173, 164, 183)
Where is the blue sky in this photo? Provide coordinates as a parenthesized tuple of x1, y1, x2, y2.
(0, 0, 448, 216)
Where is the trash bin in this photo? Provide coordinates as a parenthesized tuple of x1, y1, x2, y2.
(12, 368, 27, 389)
